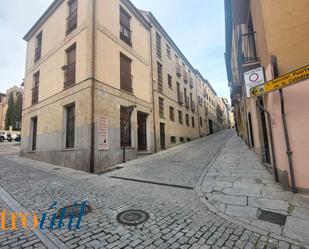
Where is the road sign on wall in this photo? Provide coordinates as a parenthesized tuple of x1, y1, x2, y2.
(250, 64, 309, 97)
(98, 115, 109, 150)
(244, 67, 265, 98)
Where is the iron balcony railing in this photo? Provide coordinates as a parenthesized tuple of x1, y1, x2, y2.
(191, 101, 196, 112)
(237, 32, 258, 72)
(177, 91, 184, 105)
(34, 47, 41, 62)
(31, 85, 39, 105)
(66, 10, 77, 34)
(175, 63, 182, 77)
(120, 25, 132, 46)
(189, 77, 194, 88)
(183, 71, 188, 83)
(64, 62, 76, 88)
(185, 96, 189, 108)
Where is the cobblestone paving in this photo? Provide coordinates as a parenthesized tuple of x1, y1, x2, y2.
(0, 131, 307, 248)
(198, 133, 309, 245)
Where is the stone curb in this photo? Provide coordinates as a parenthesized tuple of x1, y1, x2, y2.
(194, 136, 309, 248)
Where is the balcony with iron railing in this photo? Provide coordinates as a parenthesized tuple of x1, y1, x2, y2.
(185, 96, 189, 108)
(189, 77, 194, 88)
(176, 63, 182, 77)
(191, 101, 196, 112)
(120, 25, 132, 47)
(237, 32, 259, 75)
(183, 71, 188, 83)
(64, 62, 76, 88)
(34, 47, 41, 62)
(120, 73, 133, 93)
(66, 10, 77, 35)
(31, 85, 39, 105)
(177, 91, 184, 105)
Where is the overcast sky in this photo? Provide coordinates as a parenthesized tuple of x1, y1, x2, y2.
(0, 0, 229, 99)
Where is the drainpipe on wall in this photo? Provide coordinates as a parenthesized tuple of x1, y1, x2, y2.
(89, 0, 96, 173)
(149, 30, 157, 153)
(256, 100, 278, 182)
(279, 89, 297, 193)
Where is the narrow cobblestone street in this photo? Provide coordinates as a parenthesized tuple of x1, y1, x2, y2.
(0, 130, 308, 249)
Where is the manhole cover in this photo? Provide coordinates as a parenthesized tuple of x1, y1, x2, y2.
(117, 209, 149, 226)
(257, 209, 287, 226)
(56, 203, 92, 219)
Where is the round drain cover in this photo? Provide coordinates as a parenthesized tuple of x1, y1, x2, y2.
(116, 209, 149, 226)
(56, 203, 92, 219)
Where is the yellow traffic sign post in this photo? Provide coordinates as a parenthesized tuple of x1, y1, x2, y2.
(249, 65, 309, 193)
(250, 64, 309, 97)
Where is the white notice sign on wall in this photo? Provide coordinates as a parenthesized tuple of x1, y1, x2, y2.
(97, 116, 108, 150)
(244, 67, 265, 98)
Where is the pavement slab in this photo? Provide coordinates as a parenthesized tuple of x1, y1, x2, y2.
(198, 132, 309, 247)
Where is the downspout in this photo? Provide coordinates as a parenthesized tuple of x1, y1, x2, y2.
(89, 0, 96, 173)
(256, 100, 278, 182)
(279, 89, 296, 193)
(194, 78, 201, 137)
(149, 28, 157, 153)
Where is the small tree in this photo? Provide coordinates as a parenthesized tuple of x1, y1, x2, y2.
(13, 94, 22, 130)
(5, 93, 14, 130)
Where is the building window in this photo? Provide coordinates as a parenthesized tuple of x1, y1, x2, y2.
(31, 116, 37, 151)
(191, 116, 195, 128)
(120, 106, 131, 147)
(120, 6, 131, 46)
(167, 74, 172, 89)
(157, 62, 163, 92)
(180, 137, 184, 143)
(200, 117, 203, 127)
(34, 31, 42, 62)
(171, 136, 176, 144)
(186, 114, 190, 127)
(65, 104, 75, 148)
(159, 97, 164, 118)
(32, 71, 39, 105)
(156, 32, 161, 58)
(66, 0, 78, 34)
(120, 53, 133, 93)
(178, 110, 183, 124)
(166, 44, 171, 59)
(169, 106, 175, 121)
(64, 43, 76, 88)
(187, 138, 191, 142)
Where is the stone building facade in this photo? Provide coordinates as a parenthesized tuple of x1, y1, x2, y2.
(21, 0, 227, 172)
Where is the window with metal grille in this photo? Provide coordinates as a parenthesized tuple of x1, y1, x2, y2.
(156, 32, 161, 58)
(157, 62, 163, 92)
(65, 104, 75, 148)
(120, 6, 131, 46)
(191, 116, 195, 128)
(159, 97, 164, 118)
(167, 74, 172, 89)
(178, 110, 183, 124)
(64, 44, 76, 88)
(34, 31, 42, 62)
(180, 137, 184, 142)
(66, 0, 77, 34)
(120, 106, 131, 147)
(120, 53, 133, 93)
(186, 114, 190, 126)
(169, 106, 175, 121)
(171, 136, 176, 144)
(32, 71, 39, 105)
